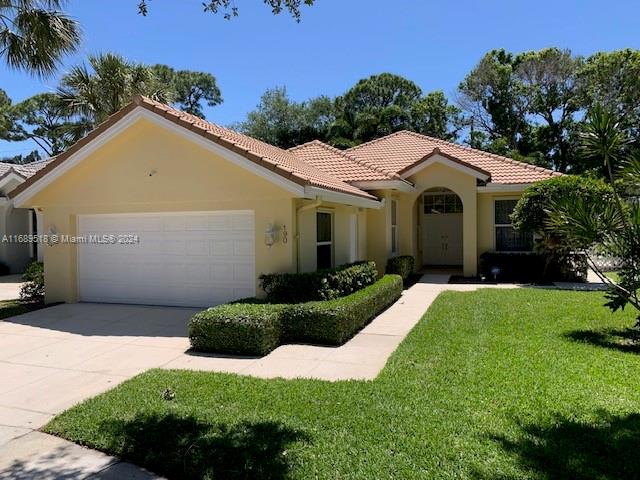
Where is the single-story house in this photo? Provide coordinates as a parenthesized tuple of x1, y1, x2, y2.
(0, 160, 51, 272)
(10, 96, 560, 307)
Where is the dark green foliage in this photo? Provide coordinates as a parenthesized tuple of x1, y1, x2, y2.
(20, 261, 44, 304)
(282, 274, 403, 344)
(385, 255, 415, 281)
(189, 303, 283, 356)
(512, 175, 614, 233)
(259, 261, 378, 303)
(480, 252, 546, 282)
(188, 275, 402, 355)
(479, 251, 587, 283)
(512, 175, 612, 281)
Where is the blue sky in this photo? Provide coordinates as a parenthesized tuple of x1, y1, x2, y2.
(2, 0, 640, 157)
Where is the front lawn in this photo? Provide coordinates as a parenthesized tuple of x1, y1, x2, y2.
(0, 299, 43, 320)
(44, 289, 640, 479)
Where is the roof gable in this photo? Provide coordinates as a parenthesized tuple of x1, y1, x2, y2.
(347, 130, 561, 184)
(11, 97, 378, 206)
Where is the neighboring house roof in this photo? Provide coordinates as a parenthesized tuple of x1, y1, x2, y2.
(10, 96, 377, 202)
(0, 159, 54, 181)
(289, 140, 403, 182)
(346, 130, 561, 184)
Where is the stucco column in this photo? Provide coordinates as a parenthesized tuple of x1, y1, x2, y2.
(462, 191, 478, 277)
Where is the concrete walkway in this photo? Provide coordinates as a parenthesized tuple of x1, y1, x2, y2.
(0, 274, 23, 301)
(164, 273, 519, 380)
(0, 431, 162, 479)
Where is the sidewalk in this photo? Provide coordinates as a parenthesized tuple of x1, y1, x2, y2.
(163, 273, 519, 380)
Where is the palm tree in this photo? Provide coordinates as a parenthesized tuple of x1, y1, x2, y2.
(0, 0, 80, 77)
(545, 106, 640, 325)
(58, 52, 172, 128)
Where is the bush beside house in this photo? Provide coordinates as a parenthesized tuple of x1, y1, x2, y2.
(259, 261, 378, 303)
(385, 256, 415, 282)
(509, 175, 612, 282)
(188, 274, 403, 356)
(20, 261, 44, 304)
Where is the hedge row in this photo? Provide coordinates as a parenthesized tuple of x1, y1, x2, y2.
(385, 255, 415, 281)
(188, 275, 404, 356)
(259, 261, 378, 303)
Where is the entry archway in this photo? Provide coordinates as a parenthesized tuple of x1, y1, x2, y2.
(420, 187, 463, 266)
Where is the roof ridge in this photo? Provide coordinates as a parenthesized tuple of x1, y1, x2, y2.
(133, 97, 378, 200)
(345, 130, 407, 153)
(398, 130, 560, 177)
(292, 139, 403, 181)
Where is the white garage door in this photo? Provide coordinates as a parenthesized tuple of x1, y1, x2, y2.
(77, 211, 256, 307)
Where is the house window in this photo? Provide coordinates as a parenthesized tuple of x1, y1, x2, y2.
(316, 211, 333, 270)
(390, 199, 398, 256)
(494, 199, 533, 251)
(423, 191, 463, 214)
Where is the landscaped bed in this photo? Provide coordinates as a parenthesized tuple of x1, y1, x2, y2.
(44, 288, 640, 479)
(188, 262, 404, 355)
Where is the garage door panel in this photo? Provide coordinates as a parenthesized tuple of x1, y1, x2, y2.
(78, 211, 256, 307)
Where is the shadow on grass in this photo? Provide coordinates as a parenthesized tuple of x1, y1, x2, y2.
(565, 327, 640, 354)
(479, 411, 640, 480)
(97, 412, 310, 479)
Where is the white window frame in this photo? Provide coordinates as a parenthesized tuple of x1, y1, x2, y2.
(493, 198, 532, 252)
(390, 199, 399, 257)
(316, 209, 334, 269)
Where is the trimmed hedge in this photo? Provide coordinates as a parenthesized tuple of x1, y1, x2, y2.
(282, 274, 403, 345)
(259, 261, 378, 303)
(386, 255, 415, 281)
(188, 275, 403, 355)
(189, 303, 283, 356)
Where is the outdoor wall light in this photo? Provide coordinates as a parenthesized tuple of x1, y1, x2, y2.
(264, 223, 277, 247)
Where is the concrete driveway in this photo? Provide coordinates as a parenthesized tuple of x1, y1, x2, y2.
(0, 303, 198, 447)
(0, 274, 24, 301)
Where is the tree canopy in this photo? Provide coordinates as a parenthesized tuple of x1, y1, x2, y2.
(137, 0, 315, 20)
(0, 0, 80, 77)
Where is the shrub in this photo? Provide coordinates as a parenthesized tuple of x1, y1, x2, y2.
(480, 252, 544, 283)
(20, 261, 44, 304)
(511, 176, 613, 281)
(479, 251, 587, 283)
(0, 262, 10, 276)
(260, 261, 378, 303)
(385, 256, 415, 281)
(188, 275, 403, 355)
(282, 274, 403, 345)
(188, 303, 283, 356)
(512, 175, 614, 232)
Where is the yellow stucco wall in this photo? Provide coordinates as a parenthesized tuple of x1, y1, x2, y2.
(367, 160, 480, 277)
(296, 200, 367, 273)
(477, 191, 525, 255)
(23, 118, 299, 304)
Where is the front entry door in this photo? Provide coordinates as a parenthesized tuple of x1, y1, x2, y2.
(422, 213, 463, 265)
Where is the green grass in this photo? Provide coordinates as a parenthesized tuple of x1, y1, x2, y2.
(0, 299, 42, 319)
(44, 289, 640, 479)
(606, 271, 621, 282)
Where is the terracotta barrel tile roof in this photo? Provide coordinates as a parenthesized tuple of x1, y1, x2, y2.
(347, 130, 561, 184)
(11, 97, 377, 202)
(289, 140, 401, 182)
(137, 98, 377, 199)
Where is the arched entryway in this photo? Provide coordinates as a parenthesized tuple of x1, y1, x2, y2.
(419, 187, 463, 267)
